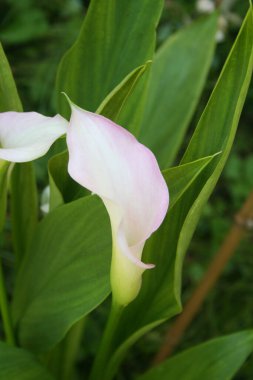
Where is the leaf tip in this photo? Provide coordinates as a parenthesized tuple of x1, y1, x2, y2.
(214, 150, 222, 157)
(140, 60, 153, 75)
(61, 92, 72, 106)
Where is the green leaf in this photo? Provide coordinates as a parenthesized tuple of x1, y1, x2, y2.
(176, 5, 253, 301)
(56, 0, 164, 118)
(0, 43, 22, 112)
(137, 331, 253, 380)
(12, 195, 111, 354)
(0, 43, 23, 235)
(10, 163, 38, 265)
(104, 7, 253, 378)
(97, 62, 151, 122)
(0, 341, 54, 380)
(139, 13, 217, 167)
(0, 44, 38, 264)
(164, 153, 220, 210)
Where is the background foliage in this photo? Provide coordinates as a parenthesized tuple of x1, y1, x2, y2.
(0, 0, 253, 379)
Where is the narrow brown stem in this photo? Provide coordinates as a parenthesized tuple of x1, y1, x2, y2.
(215, 0, 222, 8)
(152, 191, 253, 365)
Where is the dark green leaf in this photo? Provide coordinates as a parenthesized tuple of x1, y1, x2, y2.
(0, 341, 54, 380)
(12, 195, 111, 353)
(140, 13, 217, 167)
(137, 331, 253, 380)
(56, 0, 163, 119)
(0, 43, 38, 264)
(0, 43, 22, 112)
(0, 43, 22, 234)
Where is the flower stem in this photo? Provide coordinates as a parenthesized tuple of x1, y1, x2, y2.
(89, 299, 124, 380)
(62, 317, 87, 380)
(0, 258, 15, 345)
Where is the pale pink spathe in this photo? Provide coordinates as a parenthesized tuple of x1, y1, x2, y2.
(67, 104, 169, 269)
(0, 112, 67, 162)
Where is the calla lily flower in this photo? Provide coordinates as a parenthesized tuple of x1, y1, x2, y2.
(0, 102, 169, 306)
(66, 102, 169, 306)
(0, 112, 67, 162)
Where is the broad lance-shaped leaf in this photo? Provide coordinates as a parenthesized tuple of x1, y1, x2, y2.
(97, 62, 151, 122)
(102, 6, 253, 379)
(0, 43, 22, 113)
(12, 195, 111, 353)
(164, 153, 220, 210)
(0, 45, 40, 263)
(0, 45, 38, 268)
(139, 13, 217, 167)
(66, 101, 169, 306)
(56, 0, 163, 120)
(137, 331, 253, 380)
(0, 342, 54, 380)
(0, 43, 22, 234)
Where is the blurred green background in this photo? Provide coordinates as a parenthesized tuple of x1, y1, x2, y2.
(0, 0, 253, 379)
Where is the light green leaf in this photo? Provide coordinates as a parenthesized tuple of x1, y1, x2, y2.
(117, 69, 152, 136)
(0, 44, 38, 265)
(0, 341, 54, 380)
(56, 0, 163, 119)
(104, 7, 253, 379)
(10, 163, 38, 265)
(175, 6, 253, 303)
(12, 195, 111, 353)
(0, 43, 22, 112)
(97, 62, 151, 122)
(164, 153, 220, 209)
(140, 13, 217, 167)
(0, 43, 22, 235)
(137, 331, 253, 380)
(0, 44, 38, 262)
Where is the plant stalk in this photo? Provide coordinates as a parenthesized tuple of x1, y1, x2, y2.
(0, 258, 15, 345)
(89, 299, 124, 380)
(62, 317, 87, 380)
